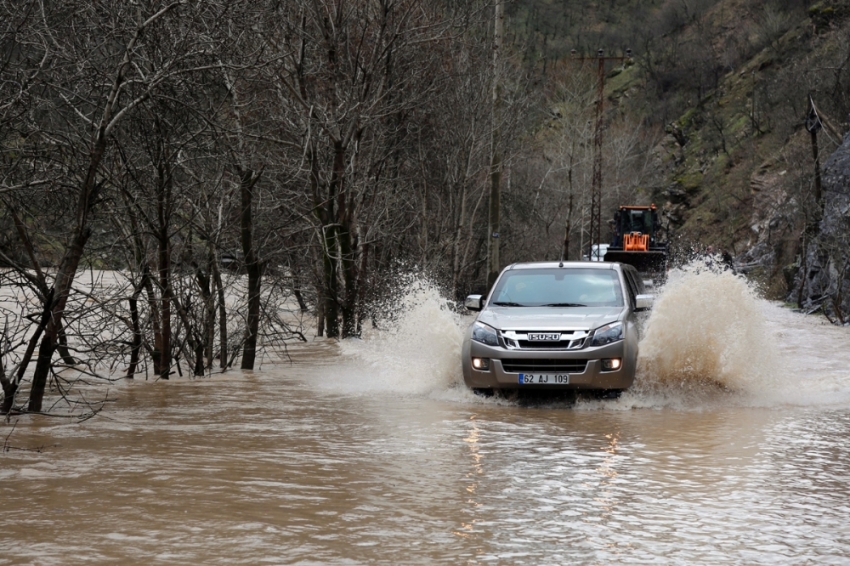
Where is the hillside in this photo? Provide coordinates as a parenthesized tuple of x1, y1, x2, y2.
(513, 0, 850, 300)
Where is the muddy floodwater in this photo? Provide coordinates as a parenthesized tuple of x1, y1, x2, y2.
(2, 269, 850, 564)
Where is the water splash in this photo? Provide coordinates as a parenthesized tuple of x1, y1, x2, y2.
(626, 262, 782, 406)
(320, 268, 850, 409)
(328, 278, 466, 396)
(619, 259, 850, 409)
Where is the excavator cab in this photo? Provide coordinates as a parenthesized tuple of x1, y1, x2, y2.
(604, 204, 667, 277)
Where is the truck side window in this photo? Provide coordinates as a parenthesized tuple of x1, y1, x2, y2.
(623, 269, 638, 308)
(634, 272, 646, 295)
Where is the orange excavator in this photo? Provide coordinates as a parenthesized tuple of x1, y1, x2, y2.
(603, 204, 668, 277)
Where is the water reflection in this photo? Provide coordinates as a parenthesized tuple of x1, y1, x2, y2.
(455, 415, 484, 566)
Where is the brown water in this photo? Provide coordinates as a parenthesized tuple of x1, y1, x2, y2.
(2, 270, 850, 564)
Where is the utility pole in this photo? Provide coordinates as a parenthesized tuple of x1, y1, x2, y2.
(487, 0, 504, 289)
(571, 48, 631, 260)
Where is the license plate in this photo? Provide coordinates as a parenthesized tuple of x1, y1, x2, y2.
(518, 373, 570, 385)
(528, 333, 560, 341)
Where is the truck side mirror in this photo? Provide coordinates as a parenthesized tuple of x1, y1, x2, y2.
(635, 294, 654, 312)
(464, 295, 483, 311)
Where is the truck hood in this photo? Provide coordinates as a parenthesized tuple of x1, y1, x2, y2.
(477, 306, 623, 332)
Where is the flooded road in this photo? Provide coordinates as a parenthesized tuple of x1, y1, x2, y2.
(2, 270, 850, 564)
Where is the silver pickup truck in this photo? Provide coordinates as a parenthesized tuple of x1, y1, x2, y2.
(462, 261, 653, 394)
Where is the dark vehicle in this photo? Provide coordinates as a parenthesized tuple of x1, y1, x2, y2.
(604, 204, 667, 277)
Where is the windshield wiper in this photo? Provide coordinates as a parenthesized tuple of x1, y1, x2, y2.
(492, 301, 525, 307)
(542, 302, 587, 307)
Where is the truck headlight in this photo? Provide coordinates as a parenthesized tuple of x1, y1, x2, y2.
(590, 322, 623, 347)
(471, 321, 499, 347)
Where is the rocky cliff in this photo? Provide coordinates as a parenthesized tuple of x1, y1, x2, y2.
(792, 133, 850, 322)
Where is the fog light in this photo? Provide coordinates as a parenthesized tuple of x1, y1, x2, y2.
(602, 358, 622, 371)
(472, 357, 490, 371)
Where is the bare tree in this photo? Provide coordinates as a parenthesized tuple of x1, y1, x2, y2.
(0, 0, 228, 410)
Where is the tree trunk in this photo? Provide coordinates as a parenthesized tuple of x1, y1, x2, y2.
(451, 180, 469, 296)
(194, 342, 205, 376)
(293, 288, 308, 312)
(355, 242, 370, 336)
(126, 283, 144, 378)
(239, 168, 263, 370)
(211, 255, 228, 369)
(308, 142, 337, 339)
(323, 142, 347, 339)
(143, 264, 164, 375)
(0, 349, 7, 413)
(0, 373, 9, 416)
(56, 324, 77, 366)
(321, 228, 340, 338)
(157, 182, 172, 379)
(29, 334, 56, 412)
(292, 267, 308, 312)
(203, 257, 216, 371)
(28, 227, 92, 411)
(242, 262, 262, 369)
(562, 193, 574, 262)
(195, 260, 215, 373)
(3, 289, 54, 414)
(338, 222, 359, 338)
(316, 281, 325, 338)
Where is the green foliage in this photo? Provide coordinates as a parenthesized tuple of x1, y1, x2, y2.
(675, 171, 704, 192)
(808, 1, 850, 28)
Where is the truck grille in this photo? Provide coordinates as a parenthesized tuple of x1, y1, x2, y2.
(513, 338, 586, 350)
(501, 330, 587, 351)
(500, 359, 588, 373)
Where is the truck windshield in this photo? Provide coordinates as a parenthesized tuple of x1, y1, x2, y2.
(623, 209, 652, 234)
(490, 268, 623, 308)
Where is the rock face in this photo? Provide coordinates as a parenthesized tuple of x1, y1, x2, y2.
(790, 132, 850, 322)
